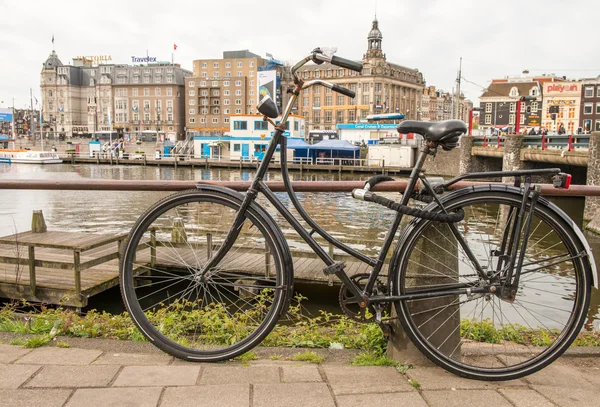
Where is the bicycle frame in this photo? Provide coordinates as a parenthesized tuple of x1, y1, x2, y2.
(200, 52, 564, 307)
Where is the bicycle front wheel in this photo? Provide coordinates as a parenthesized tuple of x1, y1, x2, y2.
(120, 189, 291, 361)
(393, 189, 592, 380)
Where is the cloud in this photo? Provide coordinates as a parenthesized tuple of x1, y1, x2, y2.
(0, 0, 598, 108)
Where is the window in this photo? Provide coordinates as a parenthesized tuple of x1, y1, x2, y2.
(531, 102, 538, 112)
(530, 87, 539, 96)
(226, 71, 231, 77)
(349, 83, 356, 92)
(375, 83, 382, 92)
(598, 87, 600, 97)
(485, 103, 492, 113)
(509, 114, 515, 124)
(224, 108, 230, 114)
(326, 69, 332, 78)
(237, 71, 243, 77)
(224, 99, 230, 105)
(362, 95, 369, 105)
(313, 97, 320, 107)
(189, 109, 195, 115)
(189, 100, 196, 105)
(144, 88, 149, 96)
(235, 90, 242, 96)
(224, 117, 229, 124)
(213, 62, 219, 68)
(315, 70, 321, 78)
(294, 121, 299, 131)
(584, 103, 593, 114)
(237, 62, 242, 68)
(189, 90, 195, 96)
(202, 72, 207, 77)
(166, 75, 173, 83)
(225, 62, 231, 68)
(212, 81, 218, 86)
(249, 71, 254, 77)
(313, 111, 320, 122)
(509, 87, 518, 97)
(224, 81, 230, 87)
(348, 109, 355, 122)
(303, 97, 309, 106)
(188, 81, 195, 87)
(144, 100, 150, 109)
(201, 62, 207, 68)
(201, 90, 208, 96)
(337, 96, 344, 106)
(596, 120, 600, 131)
(235, 108, 242, 114)
(325, 96, 332, 106)
(249, 89, 254, 96)
(336, 110, 344, 122)
(485, 114, 491, 124)
(235, 80, 241, 86)
(520, 114, 525, 125)
(233, 144, 241, 152)
(234, 121, 247, 130)
(596, 103, 600, 114)
(189, 118, 195, 123)
(250, 61, 254, 68)
(250, 80, 254, 86)
(510, 103, 516, 113)
(201, 81, 206, 86)
(363, 83, 369, 92)
(584, 87, 594, 98)
(249, 99, 254, 105)
(213, 100, 219, 105)
(212, 107, 219, 114)
(133, 88, 139, 97)
(568, 108, 575, 119)
(325, 110, 332, 123)
(213, 90, 220, 96)
(235, 99, 241, 105)
(251, 120, 268, 131)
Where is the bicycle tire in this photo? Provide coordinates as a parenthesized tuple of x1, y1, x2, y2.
(391, 188, 592, 380)
(120, 188, 292, 361)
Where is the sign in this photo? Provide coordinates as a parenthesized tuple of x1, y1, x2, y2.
(76, 55, 112, 65)
(545, 82, 579, 95)
(336, 123, 398, 130)
(132, 56, 157, 63)
(258, 70, 276, 106)
(0, 109, 13, 122)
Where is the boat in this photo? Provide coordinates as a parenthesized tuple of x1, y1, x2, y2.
(0, 149, 63, 164)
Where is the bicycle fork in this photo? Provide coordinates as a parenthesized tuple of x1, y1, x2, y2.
(496, 176, 542, 302)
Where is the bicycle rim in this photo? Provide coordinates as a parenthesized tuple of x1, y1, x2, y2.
(120, 190, 288, 361)
(394, 191, 590, 380)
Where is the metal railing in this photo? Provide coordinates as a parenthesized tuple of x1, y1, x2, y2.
(473, 135, 590, 150)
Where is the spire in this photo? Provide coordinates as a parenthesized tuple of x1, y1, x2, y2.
(366, 16, 384, 59)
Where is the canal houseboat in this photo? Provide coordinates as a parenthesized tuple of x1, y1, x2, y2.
(0, 150, 63, 164)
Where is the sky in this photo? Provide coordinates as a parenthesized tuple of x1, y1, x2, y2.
(0, 0, 598, 110)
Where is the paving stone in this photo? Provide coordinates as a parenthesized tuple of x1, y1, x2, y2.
(406, 367, 526, 390)
(254, 382, 335, 407)
(0, 344, 32, 364)
(66, 387, 162, 407)
(423, 389, 513, 407)
(281, 365, 322, 382)
(531, 385, 600, 407)
(15, 347, 102, 365)
(112, 365, 200, 387)
(25, 365, 120, 388)
(497, 389, 555, 407)
(92, 352, 173, 366)
(322, 366, 414, 395)
(199, 365, 280, 385)
(0, 364, 40, 389)
(523, 361, 596, 389)
(161, 384, 250, 407)
(0, 389, 72, 407)
(577, 367, 600, 386)
(337, 392, 429, 407)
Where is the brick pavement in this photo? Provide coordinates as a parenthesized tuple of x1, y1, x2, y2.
(0, 343, 598, 407)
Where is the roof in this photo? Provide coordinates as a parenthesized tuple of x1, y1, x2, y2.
(310, 139, 359, 151)
(480, 81, 540, 99)
(285, 138, 310, 148)
(43, 50, 62, 70)
(368, 18, 383, 40)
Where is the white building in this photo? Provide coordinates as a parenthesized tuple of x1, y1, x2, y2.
(336, 123, 399, 145)
(541, 81, 582, 134)
(193, 114, 306, 160)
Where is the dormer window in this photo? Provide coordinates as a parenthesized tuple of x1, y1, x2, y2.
(509, 87, 519, 97)
(530, 87, 539, 97)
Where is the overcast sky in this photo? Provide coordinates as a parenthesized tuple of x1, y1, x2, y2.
(0, 0, 598, 110)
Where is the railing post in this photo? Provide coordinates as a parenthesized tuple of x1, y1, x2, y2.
(206, 232, 212, 259)
(497, 136, 501, 148)
(541, 135, 546, 150)
(74, 250, 81, 302)
(568, 134, 573, 151)
(483, 135, 488, 147)
(28, 246, 36, 296)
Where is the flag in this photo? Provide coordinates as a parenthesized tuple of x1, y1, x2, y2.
(34, 96, 38, 105)
(266, 53, 273, 59)
(52, 34, 54, 45)
(173, 44, 177, 51)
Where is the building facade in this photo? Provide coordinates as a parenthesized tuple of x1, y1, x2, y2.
(185, 50, 291, 136)
(40, 50, 192, 140)
(541, 81, 581, 134)
(580, 77, 600, 133)
(479, 81, 542, 132)
(295, 18, 425, 132)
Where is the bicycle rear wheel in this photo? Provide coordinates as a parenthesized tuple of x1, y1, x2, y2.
(120, 189, 291, 361)
(393, 189, 592, 380)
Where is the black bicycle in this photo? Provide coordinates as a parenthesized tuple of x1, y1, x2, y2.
(120, 49, 597, 380)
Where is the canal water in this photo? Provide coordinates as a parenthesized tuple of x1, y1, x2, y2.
(1, 162, 599, 330)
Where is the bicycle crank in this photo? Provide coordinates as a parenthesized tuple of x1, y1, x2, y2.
(338, 273, 389, 323)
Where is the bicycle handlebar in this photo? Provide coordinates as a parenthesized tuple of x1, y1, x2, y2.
(332, 84, 356, 98)
(330, 55, 363, 73)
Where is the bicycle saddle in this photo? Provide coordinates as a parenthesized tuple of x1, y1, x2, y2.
(397, 120, 467, 151)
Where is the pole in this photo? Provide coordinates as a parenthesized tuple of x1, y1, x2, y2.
(29, 88, 35, 144)
(455, 57, 462, 120)
(40, 107, 44, 151)
(515, 98, 522, 134)
(468, 108, 473, 136)
(11, 98, 15, 142)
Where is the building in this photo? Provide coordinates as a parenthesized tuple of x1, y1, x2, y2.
(541, 81, 581, 134)
(580, 77, 600, 133)
(185, 50, 290, 136)
(193, 114, 306, 161)
(336, 123, 400, 145)
(40, 49, 192, 141)
(479, 80, 543, 132)
(295, 18, 425, 132)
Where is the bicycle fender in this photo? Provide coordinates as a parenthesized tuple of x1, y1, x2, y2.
(396, 184, 598, 289)
(193, 183, 297, 301)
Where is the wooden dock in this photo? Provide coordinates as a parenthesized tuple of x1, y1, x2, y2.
(0, 229, 374, 307)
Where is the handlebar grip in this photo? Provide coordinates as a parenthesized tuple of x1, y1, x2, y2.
(331, 55, 363, 73)
(331, 84, 356, 98)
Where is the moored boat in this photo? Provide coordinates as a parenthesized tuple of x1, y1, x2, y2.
(0, 149, 63, 164)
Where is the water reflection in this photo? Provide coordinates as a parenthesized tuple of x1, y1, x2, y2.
(0, 162, 598, 329)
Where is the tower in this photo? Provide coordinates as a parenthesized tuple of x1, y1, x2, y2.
(365, 17, 384, 59)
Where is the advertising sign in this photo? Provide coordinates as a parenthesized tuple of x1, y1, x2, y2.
(0, 108, 13, 122)
(257, 70, 276, 106)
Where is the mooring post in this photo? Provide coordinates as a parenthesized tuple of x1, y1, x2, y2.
(31, 210, 47, 233)
(28, 246, 36, 296)
(584, 132, 600, 221)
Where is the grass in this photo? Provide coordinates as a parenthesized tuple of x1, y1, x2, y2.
(291, 351, 324, 364)
(408, 378, 421, 389)
(235, 351, 258, 365)
(352, 351, 399, 367)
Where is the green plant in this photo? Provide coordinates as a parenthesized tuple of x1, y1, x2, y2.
(9, 338, 26, 346)
(23, 335, 51, 348)
(352, 351, 398, 367)
(408, 378, 421, 389)
(235, 351, 258, 365)
(292, 351, 324, 364)
(56, 341, 70, 348)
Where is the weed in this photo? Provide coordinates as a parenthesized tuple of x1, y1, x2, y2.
(235, 351, 258, 364)
(292, 351, 324, 364)
(56, 341, 71, 348)
(269, 355, 283, 361)
(352, 351, 398, 367)
(9, 338, 26, 346)
(23, 335, 51, 348)
(408, 378, 421, 389)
